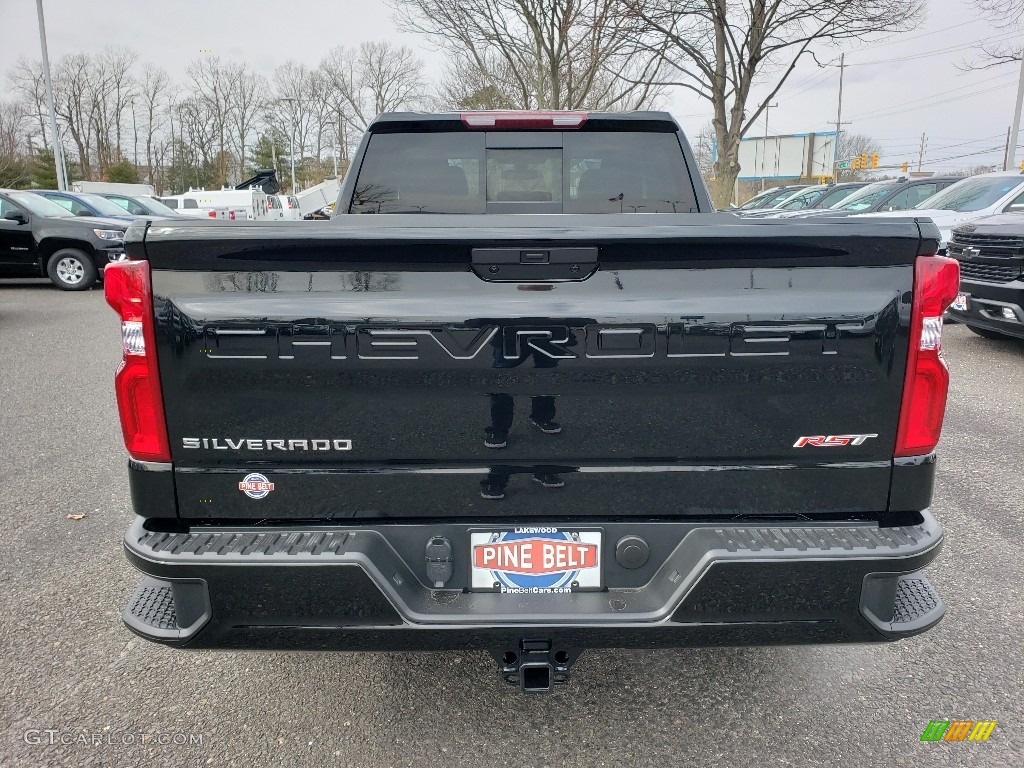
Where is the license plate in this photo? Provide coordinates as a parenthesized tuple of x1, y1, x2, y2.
(470, 529, 602, 593)
(952, 293, 969, 311)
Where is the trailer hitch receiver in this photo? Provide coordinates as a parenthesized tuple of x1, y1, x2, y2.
(491, 640, 581, 693)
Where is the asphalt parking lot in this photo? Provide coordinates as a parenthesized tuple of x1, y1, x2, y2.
(1, 279, 1022, 768)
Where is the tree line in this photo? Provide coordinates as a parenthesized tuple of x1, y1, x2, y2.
(0, 0, 931, 200)
(1, 41, 429, 194)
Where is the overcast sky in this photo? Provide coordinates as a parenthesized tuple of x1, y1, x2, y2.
(1, 0, 1021, 175)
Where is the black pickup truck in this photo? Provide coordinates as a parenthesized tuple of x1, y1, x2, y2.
(109, 111, 959, 693)
(946, 213, 1024, 339)
(0, 189, 128, 289)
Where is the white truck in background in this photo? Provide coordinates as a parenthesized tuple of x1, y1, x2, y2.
(295, 177, 341, 218)
(71, 181, 156, 196)
(159, 188, 271, 221)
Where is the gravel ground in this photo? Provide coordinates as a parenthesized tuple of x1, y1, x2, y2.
(1, 280, 1021, 767)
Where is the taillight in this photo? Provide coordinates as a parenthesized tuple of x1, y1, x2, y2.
(460, 111, 588, 129)
(894, 256, 960, 457)
(104, 260, 170, 463)
(208, 210, 216, 218)
(229, 210, 236, 220)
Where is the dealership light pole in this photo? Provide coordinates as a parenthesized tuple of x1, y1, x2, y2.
(760, 102, 778, 192)
(36, 0, 67, 190)
(1005, 39, 1024, 170)
(325, 121, 339, 177)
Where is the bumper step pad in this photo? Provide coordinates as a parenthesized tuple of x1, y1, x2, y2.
(862, 571, 944, 638)
(893, 574, 942, 626)
(128, 580, 178, 631)
(123, 576, 210, 642)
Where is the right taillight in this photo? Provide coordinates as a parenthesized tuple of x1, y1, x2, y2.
(894, 255, 960, 457)
(104, 260, 170, 463)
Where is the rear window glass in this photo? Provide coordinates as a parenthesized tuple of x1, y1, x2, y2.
(350, 131, 696, 214)
(183, 199, 198, 209)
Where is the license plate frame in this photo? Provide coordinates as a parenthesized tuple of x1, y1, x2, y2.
(470, 528, 602, 593)
(952, 293, 969, 312)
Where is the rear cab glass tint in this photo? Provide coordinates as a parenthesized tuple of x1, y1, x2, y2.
(350, 131, 697, 214)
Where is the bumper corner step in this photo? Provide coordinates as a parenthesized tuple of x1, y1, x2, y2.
(863, 572, 944, 638)
(123, 576, 211, 643)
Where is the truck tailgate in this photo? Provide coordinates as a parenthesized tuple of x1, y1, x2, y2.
(136, 215, 932, 521)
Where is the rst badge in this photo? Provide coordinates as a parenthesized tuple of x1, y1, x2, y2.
(471, 529, 601, 593)
(239, 473, 275, 499)
(794, 434, 878, 447)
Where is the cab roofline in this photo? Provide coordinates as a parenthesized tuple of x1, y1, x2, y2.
(366, 110, 682, 134)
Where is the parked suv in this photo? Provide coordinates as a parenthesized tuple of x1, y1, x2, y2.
(832, 176, 961, 213)
(31, 190, 145, 222)
(733, 184, 808, 212)
(0, 189, 127, 290)
(946, 213, 1024, 340)
(866, 171, 1024, 253)
(98, 193, 187, 218)
(738, 182, 868, 217)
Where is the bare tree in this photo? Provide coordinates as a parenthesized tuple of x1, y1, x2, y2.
(270, 61, 321, 189)
(435, 52, 526, 109)
(962, 0, 1023, 68)
(94, 47, 138, 172)
(53, 53, 97, 180)
(321, 42, 427, 140)
(624, 0, 923, 206)
(228, 64, 268, 182)
(8, 60, 49, 149)
(836, 132, 882, 182)
(176, 96, 218, 178)
(693, 121, 715, 182)
(138, 65, 173, 187)
(391, 0, 664, 111)
(188, 56, 235, 187)
(0, 100, 29, 187)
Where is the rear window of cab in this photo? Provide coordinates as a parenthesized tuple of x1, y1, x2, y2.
(350, 131, 698, 214)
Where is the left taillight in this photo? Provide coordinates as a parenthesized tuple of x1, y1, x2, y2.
(894, 255, 960, 457)
(104, 260, 170, 462)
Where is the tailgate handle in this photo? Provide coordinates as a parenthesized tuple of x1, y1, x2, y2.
(471, 247, 598, 282)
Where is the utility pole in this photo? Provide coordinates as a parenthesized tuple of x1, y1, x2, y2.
(917, 132, 927, 173)
(831, 53, 852, 182)
(760, 102, 778, 192)
(1004, 125, 1012, 170)
(1006, 41, 1024, 170)
(35, 0, 67, 190)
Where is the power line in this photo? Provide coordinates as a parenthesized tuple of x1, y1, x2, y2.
(875, 133, 1005, 151)
(850, 82, 1017, 122)
(844, 18, 986, 52)
(852, 72, 1016, 118)
(844, 29, 1019, 67)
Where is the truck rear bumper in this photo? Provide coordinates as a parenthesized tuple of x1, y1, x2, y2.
(122, 513, 945, 651)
